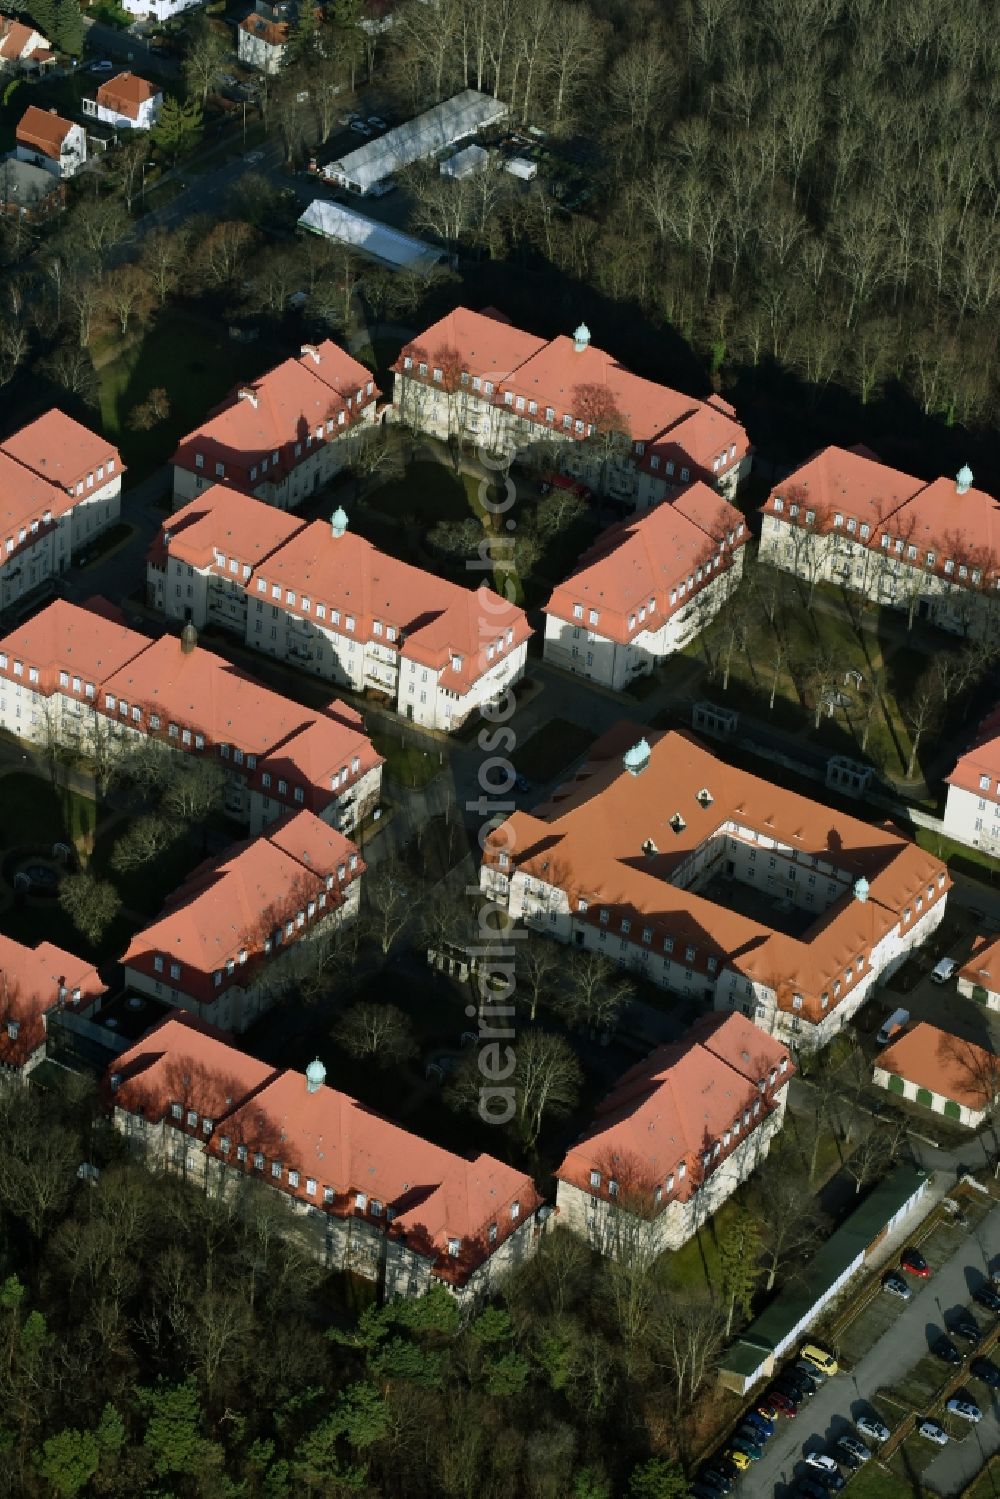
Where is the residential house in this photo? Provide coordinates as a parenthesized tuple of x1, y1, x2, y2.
(0, 155, 64, 219)
(0, 599, 382, 835)
(392, 308, 751, 506)
(122, 0, 200, 22)
(0, 411, 122, 612)
(958, 934, 1000, 1014)
(942, 704, 1000, 858)
(873, 1021, 999, 1128)
(121, 809, 364, 1031)
(238, 11, 288, 72)
(0, 934, 105, 1078)
(481, 725, 950, 1051)
(147, 487, 531, 732)
(84, 73, 162, 130)
(15, 106, 86, 178)
(109, 1014, 545, 1302)
(758, 447, 1000, 639)
(0, 14, 53, 71)
(556, 1013, 792, 1256)
(170, 342, 379, 509)
(543, 482, 747, 688)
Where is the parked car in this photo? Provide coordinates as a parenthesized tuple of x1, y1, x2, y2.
(970, 1357, 1000, 1388)
(89, 58, 114, 71)
(901, 1247, 931, 1277)
(800, 1344, 839, 1376)
(772, 1378, 804, 1407)
(804, 1454, 840, 1475)
(729, 1435, 763, 1461)
(836, 1436, 870, 1467)
(946, 1397, 982, 1423)
(932, 1335, 963, 1366)
(754, 1398, 780, 1421)
(697, 1465, 734, 1493)
(691, 1485, 722, 1499)
(723, 1450, 752, 1472)
(797, 1481, 828, 1499)
(744, 1411, 775, 1439)
(765, 1389, 798, 1416)
(917, 1420, 948, 1445)
(949, 1316, 982, 1346)
(973, 1285, 1000, 1313)
(882, 1272, 912, 1300)
(736, 1424, 768, 1448)
(367, 114, 388, 130)
(778, 1368, 814, 1398)
(931, 956, 957, 984)
(350, 120, 373, 135)
(818, 1475, 845, 1494)
(792, 1364, 823, 1394)
(855, 1414, 890, 1444)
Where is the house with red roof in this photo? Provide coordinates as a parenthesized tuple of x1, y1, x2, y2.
(16, 106, 86, 178)
(109, 1015, 544, 1301)
(392, 308, 751, 506)
(0, 933, 105, 1078)
(0, 13, 52, 71)
(122, 809, 364, 1031)
(958, 934, 1000, 1015)
(759, 448, 1000, 639)
(0, 411, 122, 613)
(481, 725, 950, 1050)
(170, 342, 379, 509)
(942, 703, 1000, 859)
(238, 10, 289, 72)
(84, 72, 162, 130)
(557, 1013, 792, 1254)
(543, 482, 748, 689)
(147, 487, 532, 732)
(0, 599, 382, 835)
(873, 1021, 999, 1128)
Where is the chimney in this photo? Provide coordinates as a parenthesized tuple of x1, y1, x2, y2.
(163, 528, 173, 545)
(853, 876, 870, 903)
(301, 344, 320, 364)
(572, 322, 591, 353)
(331, 506, 348, 539)
(181, 621, 197, 654)
(622, 738, 650, 776)
(305, 1057, 326, 1093)
(956, 464, 973, 494)
(237, 387, 258, 408)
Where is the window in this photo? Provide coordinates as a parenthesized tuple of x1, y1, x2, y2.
(254, 1152, 264, 1170)
(170, 1103, 182, 1120)
(288, 1170, 299, 1188)
(153, 956, 164, 973)
(169, 963, 181, 980)
(186, 1110, 198, 1127)
(355, 1192, 367, 1211)
(589, 1169, 601, 1188)
(370, 1199, 382, 1217)
(271, 1162, 282, 1179)
(510, 1200, 520, 1220)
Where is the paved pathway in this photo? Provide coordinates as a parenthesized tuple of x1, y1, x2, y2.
(746, 1200, 1000, 1496)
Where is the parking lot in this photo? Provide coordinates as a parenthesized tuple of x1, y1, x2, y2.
(704, 1200, 1000, 1497)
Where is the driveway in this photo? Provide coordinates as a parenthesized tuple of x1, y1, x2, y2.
(743, 1201, 1000, 1496)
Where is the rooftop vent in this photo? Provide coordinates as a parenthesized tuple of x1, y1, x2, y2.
(305, 1057, 326, 1094)
(180, 621, 198, 655)
(573, 322, 591, 353)
(669, 812, 686, 834)
(641, 837, 658, 856)
(331, 506, 348, 540)
(301, 343, 320, 363)
(853, 875, 870, 903)
(237, 386, 258, 408)
(695, 787, 713, 807)
(956, 464, 973, 494)
(623, 738, 651, 776)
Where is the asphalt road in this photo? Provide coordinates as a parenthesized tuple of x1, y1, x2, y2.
(82, 18, 181, 81)
(739, 1200, 1000, 1497)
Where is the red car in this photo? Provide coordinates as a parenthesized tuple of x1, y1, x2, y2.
(765, 1390, 797, 1417)
(538, 472, 593, 503)
(901, 1247, 931, 1278)
(755, 1399, 780, 1421)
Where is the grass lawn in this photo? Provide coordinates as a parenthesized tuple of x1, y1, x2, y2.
(963, 1457, 1000, 1499)
(913, 826, 1000, 880)
(0, 772, 97, 852)
(366, 459, 471, 524)
(889, 1353, 950, 1412)
(370, 726, 441, 788)
(514, 719, 594, 785)
(94, 312, 274, 481)
(658, 1194, 744, 1297)
(847, 1466, 923, 1499)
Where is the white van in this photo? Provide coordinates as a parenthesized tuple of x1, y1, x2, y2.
(931, 957, 957, 985)
(877, 1008, 909, 1046)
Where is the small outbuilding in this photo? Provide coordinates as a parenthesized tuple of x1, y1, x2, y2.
(440, 143, 488, 179)
(297, 198, 446, 273)
(873, 1020, 998, 1128)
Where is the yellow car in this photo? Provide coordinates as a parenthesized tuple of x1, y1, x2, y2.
(800, 1343, 838, 1376)
(724, 1450, 752, 1471)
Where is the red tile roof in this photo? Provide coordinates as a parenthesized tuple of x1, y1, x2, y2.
(211, 1067, 541, 1285)
(946, 704, 1000, 803)
(171, 342, 378, 489)
(240, 13, 288, 45)
(0, 600, 381, 818)
(763, 447, 1000, 584)
(878, 1021, 998, 1112)
(0, 19, 38, 60)
(111, 1013, 278, 1125)
(16, 104, 74, 157)
(0, 450, 71, 559)
(122, 809, 363, 1005)
(95, 72, 159, 119)
(959, 934, 1000, 996)
(396, 307, 750, 480)
(483, 725, 949, 1024)
(546, 480, 747, 643)
(0, 408, 122, 495)
(148, 484, 304, 573)
(0, 934, 105, 1071)
(557, 1013, 791, 1206)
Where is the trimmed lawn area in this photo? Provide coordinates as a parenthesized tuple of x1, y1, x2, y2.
(366, 460, 471, 524)
(514, 719, 594, 785)
(889, 1352, 951, 1411)
(0, 772, 97, 852)
(658, 1194, 743, 1297)
(94, 313, 275, 480)
(847, 1466, 923, 1499)
(964, 1458, 1000, 1499)
(370, 726, 441, 789)
(913, 826, 1000, 880)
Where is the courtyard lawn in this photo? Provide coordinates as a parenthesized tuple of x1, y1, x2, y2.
(94, 313, 275, 481)
(366, 460, 471, 523)
(514, 719, 594, 786)
(0, 772, 97, 852)
(370, 726, 441, 789)
(847, 1467, 923, 1499)
(913, 826, 1000, 879)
